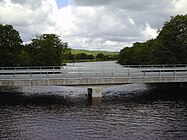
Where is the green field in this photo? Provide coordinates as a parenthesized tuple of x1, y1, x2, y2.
(71, 49, 119, 56)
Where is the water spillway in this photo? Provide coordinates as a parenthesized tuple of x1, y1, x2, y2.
(0, 86, 88, 104)
(0, 84, 152, 104)
(0, 83, 186, 105)
(102, 84, 152, 102)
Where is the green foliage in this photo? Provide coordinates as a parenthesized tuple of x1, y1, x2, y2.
(0, 25, 70, 67)
(118, 14, 187, 65)
(118, 47, 134, 65)
(156, 15, 187, 64)
(74, 53, 94, 60)
(0, 24, 22, 66)
(71, 49, 118, 56)
(95, 53, 108, 61)
(26, 34, 69, 66)
(71, 49, 118, 61)
(0, 23, 117, 66)
(118, 40, 155, 65)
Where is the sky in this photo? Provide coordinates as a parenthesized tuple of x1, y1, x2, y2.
(0, 0, 187, 52)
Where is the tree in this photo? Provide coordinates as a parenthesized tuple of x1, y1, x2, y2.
(118, 47, 134, 65)
(26, 34, 69, 66)
(75, 53, 88, 60)
(156, 15, 187, 64)
(18, 45, 31, 66)
(64, 49, 75, 62)
(87, 54, 94, 60)
(0, 24, 22, 66)
(118, 14, 187, 65)
(96, 53, 106, 60)
(61, 42, 70, 63)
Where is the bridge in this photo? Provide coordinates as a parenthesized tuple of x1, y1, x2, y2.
(0, 62, 187, 86)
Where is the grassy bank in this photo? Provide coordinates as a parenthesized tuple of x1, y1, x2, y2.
(71, 49, 119, 56)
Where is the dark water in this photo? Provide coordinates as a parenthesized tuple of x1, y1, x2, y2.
(1, 61, 187, 140)
(0, 93, 187, 140)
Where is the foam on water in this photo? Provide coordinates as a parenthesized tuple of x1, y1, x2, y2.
(102, 84, 152, 101)
(20, 86, 87, 98)
(1, 83, 186, 104)
(0, 84, 152, 103)
(0, 86, 88, 104)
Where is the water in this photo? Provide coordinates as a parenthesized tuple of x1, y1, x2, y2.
(0, 98, 186, 140)
(0, 83, 187, 140)
(0, 61, 187, 139)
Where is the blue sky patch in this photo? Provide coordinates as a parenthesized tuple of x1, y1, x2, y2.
(56, 0, 69, 8)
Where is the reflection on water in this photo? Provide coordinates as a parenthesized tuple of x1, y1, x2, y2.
(0, 99, 187, 140)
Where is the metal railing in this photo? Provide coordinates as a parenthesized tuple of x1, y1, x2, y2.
(0, 64, 187, 81)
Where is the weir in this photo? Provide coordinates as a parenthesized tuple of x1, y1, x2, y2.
(0, 83, 186, 105)
(86, 82, 187, 102)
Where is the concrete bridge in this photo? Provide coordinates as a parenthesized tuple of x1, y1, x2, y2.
(0, 62, 187, 86)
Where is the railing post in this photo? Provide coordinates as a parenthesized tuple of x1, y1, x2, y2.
(78, 67, 81, 79)
(142, 65, 145, 78)
(91, 65, 92, 74)
(29, 67, 32, 80)
(27, 67, 29, 77)
(13, 72, 15, 79)
(163, 65, 165, 77)
(159, 69, 161, 78)
(174, 64, 176, 78)
(40, 66, 41, 75)
(128, 66, 130, 78)
(2, 67, 3, 76)
(13, 67, 16, 79)
(103, 65, 104, 73)
(63, 69, 66, 83)
(151, 65, 153, 80)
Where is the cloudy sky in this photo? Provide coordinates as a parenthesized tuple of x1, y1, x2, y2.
(0, 0, 187, 51)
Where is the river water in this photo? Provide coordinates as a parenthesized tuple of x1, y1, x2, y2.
(0, 98, 186, 140)
(0, 61, 187, 140)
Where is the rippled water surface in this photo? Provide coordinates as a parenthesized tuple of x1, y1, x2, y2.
(0, 62, 187, 139)
(0, 98, 187, 140)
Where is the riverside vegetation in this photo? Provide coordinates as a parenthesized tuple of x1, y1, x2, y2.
(118, 14, 187, 65)
(0, 25, 118, 66)
(0, 14, 186, 66)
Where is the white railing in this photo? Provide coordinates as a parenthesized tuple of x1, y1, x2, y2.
(0, 64, 187, 81)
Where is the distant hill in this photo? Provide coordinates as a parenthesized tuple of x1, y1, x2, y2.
(71, 49, 119, 56)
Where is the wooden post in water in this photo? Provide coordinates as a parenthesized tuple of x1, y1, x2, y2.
(87, 88, 93, 101)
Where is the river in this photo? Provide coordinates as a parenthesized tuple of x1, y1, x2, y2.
(0, 61, 187, 140)
(0, 99, 186, 140)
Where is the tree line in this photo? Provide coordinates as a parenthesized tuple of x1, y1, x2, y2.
(66, 52, 117, 62)
(0, 24, 118, 67)
(118, 14, 187, 65)
(0, 24, 70, 66)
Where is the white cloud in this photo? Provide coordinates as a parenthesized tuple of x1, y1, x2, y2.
(142, 23, 158, 39)
(0, 0, 187, 51)
(129, 18, 135, 25)
(174, 0, 187, 14)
